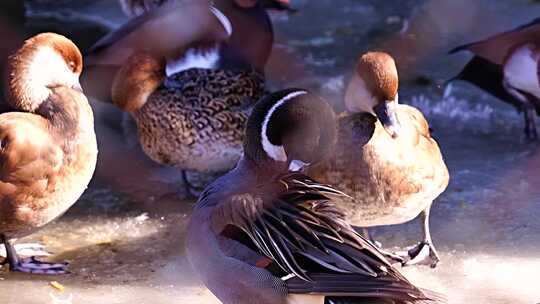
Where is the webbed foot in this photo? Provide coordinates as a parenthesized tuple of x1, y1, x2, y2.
(9, 256, 69, 275)
(397, 241, 440, 268)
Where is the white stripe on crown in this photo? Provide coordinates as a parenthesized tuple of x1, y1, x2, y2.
(210, 6, 233, 37)
(261, 90, 308, 162)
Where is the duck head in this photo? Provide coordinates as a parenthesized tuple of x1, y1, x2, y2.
(112, 51, 165, 112)
(345, 52, 401, 138)
(244, 88, 337, 173)
(5, 33, 83, 112)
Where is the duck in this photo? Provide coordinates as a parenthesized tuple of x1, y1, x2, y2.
(0, 33, 97, 274)
(82, 0, 293, 193)
(83, 0, 293, 102)
(449, 17, 540, 140)
(308, 52, 449, 268)
(186, 88, 445, 304)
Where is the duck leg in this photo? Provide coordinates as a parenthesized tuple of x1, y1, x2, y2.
(184, 170, 225, 197)
(0, 243, 51, 258)
(157, 170, 204, 201)
(523, 103, 538, 140)
(361, 228, 380, 247)
(503, 81, 539, 140)
(360, 228, 404, 265)
(1, 235, 68, 274)
(181, 170, 196, 197)
(398, 206, 440, 268)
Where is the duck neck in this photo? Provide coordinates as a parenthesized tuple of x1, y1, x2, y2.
(36, 86, 93, 152)
(224, 155, 285, 189)
(213, 1, 273, 71)
(241, 155, 287, 182)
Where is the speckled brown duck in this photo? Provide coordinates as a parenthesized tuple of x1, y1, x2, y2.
(0, 33, 97, 274)
(111, 52, 264, 174)
(83, 0, 292, 192)
(309, 52, 449, 268)
(186, 88, 446, 304)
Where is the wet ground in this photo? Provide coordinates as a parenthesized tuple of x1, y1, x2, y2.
(1, 0, 540, 303)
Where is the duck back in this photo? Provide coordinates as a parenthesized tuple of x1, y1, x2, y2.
(309, 105, 449, 227)
(133, 68, 265, 172)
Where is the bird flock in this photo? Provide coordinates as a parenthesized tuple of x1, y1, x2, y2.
(0, 0, 538, 303)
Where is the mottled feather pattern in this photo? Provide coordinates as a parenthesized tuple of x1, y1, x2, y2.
(133, 68, 265, 172)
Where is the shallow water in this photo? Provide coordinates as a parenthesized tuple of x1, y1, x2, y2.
(1, 0, 540, 303)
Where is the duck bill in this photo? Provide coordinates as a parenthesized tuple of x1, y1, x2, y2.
(288, 159, 310, 172)
(373, 102, 401, 138)
(72, 80, 84, 93)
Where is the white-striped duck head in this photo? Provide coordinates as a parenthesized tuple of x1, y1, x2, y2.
(345, 51, 401, 138)
(244, 89, 337, 172)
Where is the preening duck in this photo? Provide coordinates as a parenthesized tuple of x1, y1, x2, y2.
(83, 0, 293, 193)
(0, 33, 97, 274)
(450, 17, 540, 140)
(309, 52, 449, 268)
(186, 88, 445, 304)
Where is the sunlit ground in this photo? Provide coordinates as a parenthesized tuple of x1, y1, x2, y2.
(1, 131, 539, 304)
(1, 0, 540, 303)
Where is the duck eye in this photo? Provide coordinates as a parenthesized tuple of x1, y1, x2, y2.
(68, 61, 76, 71)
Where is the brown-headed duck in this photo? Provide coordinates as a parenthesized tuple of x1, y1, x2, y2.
(309, 52, 450, 268)
(0, 33, 97, 274)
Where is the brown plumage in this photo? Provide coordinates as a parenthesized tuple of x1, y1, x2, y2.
(112, 51, 265, 172)
(0, 33, 97, 274)
(83, 0, 287, 193)
(309, 52, 449, 268)
(356, 52, 398, 102)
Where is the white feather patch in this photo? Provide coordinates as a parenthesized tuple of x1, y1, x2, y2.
(344, 73, 377, 114)
(504, 44, 540, 99)
(164, 7, 231, 77)
(24, 46, 79, 108)
(289, 160, 309, 172)
(165, 47, 220, 77)
(261, 90, 307, 162)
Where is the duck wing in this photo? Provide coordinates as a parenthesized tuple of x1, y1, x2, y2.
(449, 17, 540, 65)
(448, 55, 528, 112)
(210, 173, 444, 303)
(82, 2, 230, 103)
(0, 112, 64, 197)
(85, 1, 229, 66)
